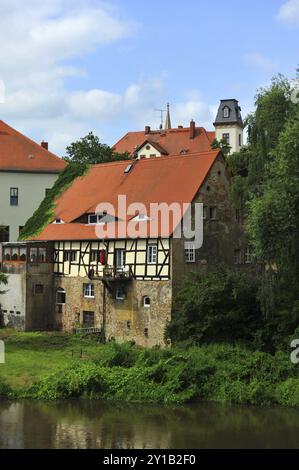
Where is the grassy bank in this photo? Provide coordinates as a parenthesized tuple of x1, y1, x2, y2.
(0, 330, 299, 406)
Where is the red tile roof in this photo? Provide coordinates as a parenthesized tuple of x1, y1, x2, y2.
(31, 150, 220, 241)
(113, 126, 215, 157)
(0, 120, 66, 173)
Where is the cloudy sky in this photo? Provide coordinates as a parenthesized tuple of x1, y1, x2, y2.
(0, 0, 298, 155)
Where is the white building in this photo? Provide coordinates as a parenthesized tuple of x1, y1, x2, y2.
(214, 99, 244, 154)
(0, 120, 66, 243)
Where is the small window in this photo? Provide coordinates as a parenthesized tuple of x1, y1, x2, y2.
(222, 133, 230, 144)
(83, 283, 95, 298)
(38, 247, 47, 263)
(64, 250, 77, 262)
(150, 154, 156, 158)
(245, 246, 253, 264)
(34, 284, 44, 295)
(139, 155, 146, 159)
(115, 249, 126, 269)
(184, 242, 196, 263)
(0, 226, 9, 243)
(3, 247, 11, 261)
(234, 249, 242, 265)
(239, 134, 242, 146)
(90, 251, 99, 262)
(12, 247, 19, 261)
(143, 296, 151, 308)
(29, 247, 38, 263)
(83, 311, 95, 326)
(20, 247, 27, 261)
(56, 288, 66, 305)
(209, 207, 217, 220)
(144, 328, 149, 337)
(203, 206, 207, 220)
(19, 226, 24, 235)
(223, 106, 230, 118)
(116, 288, 126, 301)
(88, 214, 97, 224)
(147, 245, 157, 264)
(10, 188, 18, 206)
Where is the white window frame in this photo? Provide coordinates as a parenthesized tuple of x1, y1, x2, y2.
(64, 250, 77, 262)
(56, 288, 66, 305)
(223, 106, 230, 118)
(184, 242, 196, 263)
(147, 244, 157, 264)
(143, 296, 151, 308)
(115, 249, 126, 270)
(84, 283, 95, 298)
(88, 213, 107, 225)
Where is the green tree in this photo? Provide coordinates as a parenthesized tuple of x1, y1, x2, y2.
(0, 272, 8, 295)
(64, 132, 130, 164)
(211, 137, 231, 157)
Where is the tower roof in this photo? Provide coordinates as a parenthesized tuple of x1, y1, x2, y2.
(214, 99, 244, 128)
(165, 103, 172, 130)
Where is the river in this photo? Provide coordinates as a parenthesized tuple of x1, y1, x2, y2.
(0, 401, 298, 449)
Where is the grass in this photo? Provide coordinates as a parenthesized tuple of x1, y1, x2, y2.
(0, 330, 299, 406)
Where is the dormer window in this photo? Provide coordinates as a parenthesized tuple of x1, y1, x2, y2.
(53, 218, 64, 224)
(223, 106, 230, 118)
(88, 213, 107, 225)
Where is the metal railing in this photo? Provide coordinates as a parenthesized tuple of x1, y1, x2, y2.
(74, 327, 101, 334)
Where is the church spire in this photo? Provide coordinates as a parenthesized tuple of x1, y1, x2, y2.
(164, 103, 172, 130)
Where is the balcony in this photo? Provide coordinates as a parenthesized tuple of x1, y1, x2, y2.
(89, 265, 134, 282)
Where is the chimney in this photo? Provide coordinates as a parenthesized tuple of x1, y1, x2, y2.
(41, 141, 48, 150)
(190, 120, 195, 139)
(144, 126, 151, 135)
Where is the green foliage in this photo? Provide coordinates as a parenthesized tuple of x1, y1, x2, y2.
(167, 268, 261, 345)
(211, 138, 231, 157)
(0, 379, 12, 399)
(19, 162, 90, 240)
(0, 272, 8, 295)
(64, 132, 130, 164)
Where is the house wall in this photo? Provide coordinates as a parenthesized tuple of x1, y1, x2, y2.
(215, 124, 243, 154)
(137, 143, 161, 159)
(172, 154, 245, 290)
(55, 276, 172, 347)
(0, 272, 26, 330)
(0, 171, 59, 242)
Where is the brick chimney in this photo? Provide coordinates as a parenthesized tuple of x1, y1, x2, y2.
(145, 126, 151, 135)
(190, 120, 195, 139)
(41, 141, 48, 150)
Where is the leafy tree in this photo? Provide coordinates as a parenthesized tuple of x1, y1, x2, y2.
(166, 268, 262, 346)
(64, 132, 130, 164)
(211, 137, 231, 157)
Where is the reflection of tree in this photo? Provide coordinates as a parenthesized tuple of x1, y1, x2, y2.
(1, 401, 299, 449)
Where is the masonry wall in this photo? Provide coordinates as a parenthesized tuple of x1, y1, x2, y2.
(56, 276, 172, 347)
(172, 154, 245, 291)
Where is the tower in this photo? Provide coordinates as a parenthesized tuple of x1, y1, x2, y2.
(214, 99, 244, 154)
(164, 103, 172, 130)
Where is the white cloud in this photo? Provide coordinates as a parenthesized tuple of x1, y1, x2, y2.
(277, 0, 299, 24)
(243, 53, 279, 72)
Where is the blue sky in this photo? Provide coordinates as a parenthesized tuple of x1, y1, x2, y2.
(0, 0, 298, 155)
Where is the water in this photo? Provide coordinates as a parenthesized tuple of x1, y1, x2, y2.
(0, 400, 298, 449)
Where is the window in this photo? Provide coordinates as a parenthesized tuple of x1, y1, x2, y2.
(222, 133, 230, 144)
(223, 106, 230, 118)
(10, 188, 18, 206)
(38, 247, 47, 263)
(83, 311, 95, 326)
(143, 296, 151, 308)
(90, 251, 99, 262)
(11, 247, 18, 261)
(139, 154, 146, 159)
(34, 284, 44, 295)
(209, 207, 217, 220)
(88, 213, 107, 225)
(116, 288, 126, 301)
(19, 226, 24, 235)
(184, 242, 196, 263)
(203, 206, 207, 220)
(0, 226, 9, 242)
(144, 327, 149, 337)
(150, 154, 156, 158)
(234, 249, 242, 265)
(84, 283, 95, 298)
(3, 247, 11, 261)
(56, 288, 66, 305)
(29, 247, 38, 262)
(147, 244, 157, 264)
(245, 246, 253, 264)
(239, 134, 242, 146)
(20, 247, 27, 261)
(64, 250, 77, 262)
(115, 249, 126, 269)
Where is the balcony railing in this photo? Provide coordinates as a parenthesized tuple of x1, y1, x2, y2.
(89, 265, 134, 281)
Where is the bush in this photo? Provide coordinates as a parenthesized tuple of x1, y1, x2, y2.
(0, 379, 12, 399)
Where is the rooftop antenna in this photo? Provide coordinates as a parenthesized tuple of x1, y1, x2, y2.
(155, 108, 165, 130)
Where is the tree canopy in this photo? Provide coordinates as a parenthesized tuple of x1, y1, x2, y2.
(64, 132, 130, 164)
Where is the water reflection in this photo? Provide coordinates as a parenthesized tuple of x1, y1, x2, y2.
(0, 400, 298, 449)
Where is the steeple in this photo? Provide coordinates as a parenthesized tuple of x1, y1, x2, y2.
(164, 103, 172, 130)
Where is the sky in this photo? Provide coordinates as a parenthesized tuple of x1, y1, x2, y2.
(0, 0, 298, 156)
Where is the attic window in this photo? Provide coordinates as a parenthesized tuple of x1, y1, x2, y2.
(223, 106, 230, 118)
(88, 213, 107, 225)
(146, 145, 151, 150)
(53, 218, 64, 224)
(124, 164, 133, 174)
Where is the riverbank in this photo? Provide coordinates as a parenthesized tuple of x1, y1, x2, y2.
(0, 330, 298, 406)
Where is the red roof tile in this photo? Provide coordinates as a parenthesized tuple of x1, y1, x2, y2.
(0, 120, 66, 172)
(31, 150, 221, 241)
(113, 126, 215, 157)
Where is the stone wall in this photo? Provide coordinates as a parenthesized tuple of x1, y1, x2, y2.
(56, 276, 172, 348)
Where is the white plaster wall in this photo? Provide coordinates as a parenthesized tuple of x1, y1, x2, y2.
(0, 171, 59, 242)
